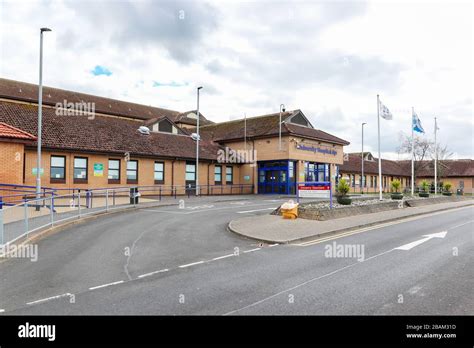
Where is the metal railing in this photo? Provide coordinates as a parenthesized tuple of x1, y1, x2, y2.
(0, 184, 254, 247)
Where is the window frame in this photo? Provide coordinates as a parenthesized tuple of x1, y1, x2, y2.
(50, 155, 66, 184)
(108, 159, 121, 184)
(214, 165, 222, 185)
(226, 166, 233, 185)
(185, 162, 196, 185)
(73, 156, 88, 184)
(154, 161, 165, 184)
(126, 160, 139, 184)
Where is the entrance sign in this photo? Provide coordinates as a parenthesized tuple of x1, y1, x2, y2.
(298, 183, 330, 198)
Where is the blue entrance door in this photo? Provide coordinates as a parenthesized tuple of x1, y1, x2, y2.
(258, 161, 291, 194)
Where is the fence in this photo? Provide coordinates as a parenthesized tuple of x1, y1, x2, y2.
(0, 184, 254, 247)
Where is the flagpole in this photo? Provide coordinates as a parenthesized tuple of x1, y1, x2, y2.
(411, 107, 415, 196)
(377, 94, 382, 200)
(244, 113, 247, 152)
(434, 117, 437, 196)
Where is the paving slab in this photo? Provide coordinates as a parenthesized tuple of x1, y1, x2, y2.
(228, 199, 474, 244)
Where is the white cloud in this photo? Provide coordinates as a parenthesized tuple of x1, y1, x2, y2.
(0, 0, 472, 158)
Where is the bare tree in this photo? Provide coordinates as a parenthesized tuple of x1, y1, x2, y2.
(397, 132, 433, 181)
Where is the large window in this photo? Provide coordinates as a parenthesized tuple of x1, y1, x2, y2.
(305, 162, 329, 182)
(226, 166, 233, 184)
(214, 165, 222, 185)
(127, 160, 138, 184)
(185, 163, 196, 183)
(73, 157, 88, 183)
(108, 159, 120, 184)
(50, 155, 66, 183)
(154, 161, 164, 184)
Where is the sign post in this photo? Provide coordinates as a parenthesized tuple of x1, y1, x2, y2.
(296, 181, 332, 208)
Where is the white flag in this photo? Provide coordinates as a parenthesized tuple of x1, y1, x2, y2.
(379, 100, 393, 120)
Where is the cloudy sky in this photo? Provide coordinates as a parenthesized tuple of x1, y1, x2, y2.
(0, 0, 472, 159)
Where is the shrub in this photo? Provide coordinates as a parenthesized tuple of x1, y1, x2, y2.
(420, 180, 430, 192)
(337, 179, 350, 197)
(391, 180, 401, 193)
(443, 182, 452, 193)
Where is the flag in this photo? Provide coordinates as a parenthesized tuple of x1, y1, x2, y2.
(412, 111, 425, 133)
(379, 100, 393, 120)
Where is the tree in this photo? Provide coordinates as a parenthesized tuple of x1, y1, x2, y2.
(397, 133, 433, 181)
(431, 143, 454, 181)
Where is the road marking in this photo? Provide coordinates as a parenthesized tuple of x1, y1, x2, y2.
(296, 208, 472, 246)
(268, 243, 278, 247)
(179, 261, 204, 268)
(449, 220, 473, 230)
(237, 207, 276, 214)
(0, 309, 4, 313)
(138, 269, 169, 278)
(224, 249, 393, 315)
(394, 231, 447, 251)
(142, 202, 280, 215)
(212, 254, 234, 261)
(89, 280, 124, 290)
(243, 248, 261, 253)
(26, 293, 73, 305)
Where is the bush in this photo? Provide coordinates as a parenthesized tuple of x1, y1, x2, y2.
(420, 180, 430, 192)
(391, 180, 401, 193)
(443, 182, 452, 193)
(337, 179, 350, 197)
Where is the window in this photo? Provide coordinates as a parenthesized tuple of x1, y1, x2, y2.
(185, 163, 196, 182)
(127, 160, 138, 183)
(351, 174, 355, 187)
(214, 165, 222, 185)
(226, 166, 233, 184)
(73, 157, 88, 183)
(154, 162, 164, 184)
(108, 159, 120, 184)
(50, 155, 66, 182)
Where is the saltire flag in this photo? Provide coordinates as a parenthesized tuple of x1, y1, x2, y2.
(379, 100, 393, 120)
(412, 111, 425, 133)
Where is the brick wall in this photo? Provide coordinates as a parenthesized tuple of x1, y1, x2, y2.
(0, 141, 24, 185)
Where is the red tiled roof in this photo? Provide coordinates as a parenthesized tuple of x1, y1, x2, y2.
(0, 122, 36, 141)
(199, 111, 350, 145)
(0, 78, 210, 125)
(0, 101, 221, 160)
(340, 153, 474, 178)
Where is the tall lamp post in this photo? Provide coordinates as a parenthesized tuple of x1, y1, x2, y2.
(36, 27, 52, 211)
(361, 122, 367, 193)
(196, 86, 203, 196)
(279, 104, 285, 151)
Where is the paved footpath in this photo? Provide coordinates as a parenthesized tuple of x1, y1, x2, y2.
(229, 199, 474, 243)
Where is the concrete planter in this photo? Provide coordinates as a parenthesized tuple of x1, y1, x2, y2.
(442, 192, 452, 196)
(336, 196, 352, 205)
(391, 193, 403, 200)
(419, 192, 429, 198)
(299, 201, 401, 221)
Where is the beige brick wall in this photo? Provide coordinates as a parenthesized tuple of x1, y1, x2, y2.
(0, 141, 25, 185)
(20, 149, 249, 195)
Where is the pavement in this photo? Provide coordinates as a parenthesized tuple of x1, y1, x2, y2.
(228, 198, 474, 243)
(0, 196, 472, 315)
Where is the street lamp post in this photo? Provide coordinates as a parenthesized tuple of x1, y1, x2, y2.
(36, 27, 52, 211)
(279, 104, 285, 151)
(361, 122, 367, 194)
(196, 86, 203, 196)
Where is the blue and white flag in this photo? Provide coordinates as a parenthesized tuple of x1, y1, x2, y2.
(412, 111, 425, 133)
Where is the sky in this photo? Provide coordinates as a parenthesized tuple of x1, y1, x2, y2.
(0, 0, 472, 159)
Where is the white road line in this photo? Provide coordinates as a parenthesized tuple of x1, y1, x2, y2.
(138, 269, 169, 278)
(449, 220, 474, 230)
(89, 280, 124, 290)
(224, 249, 393, 315)
(237, 207, 276, 214)
(268, 243, 279, 247)
(212, 254, 234, 261)
(179, 261, 204, 268)
(26, 293, 72, 306)
(0, 309, 5, 313)
(243, 248, 261, 253)
(142, 202, 279, 215)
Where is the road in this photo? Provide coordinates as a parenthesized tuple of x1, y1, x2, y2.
(0, 198, 472, 315)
